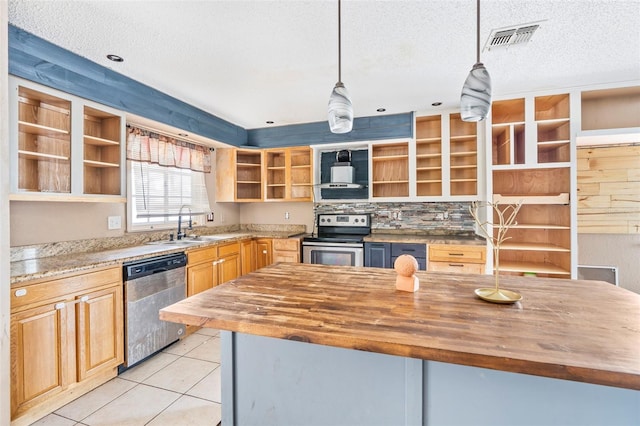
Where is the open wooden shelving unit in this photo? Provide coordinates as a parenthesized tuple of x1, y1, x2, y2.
(491, 98, 525, 166)
(235, 150, 263, 201)
(449, 113, 478, 196)
(17, 86, 72, 194)
(264, 147, 312, 201)
(493, 167, 572, 277)
(371, 142, 409, 198)
(415, 115, 442, 196)
(83, 106, 122, 195)
(536, 94, 571, 163)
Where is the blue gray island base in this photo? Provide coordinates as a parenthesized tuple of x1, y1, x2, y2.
(220, 331, 638, 426)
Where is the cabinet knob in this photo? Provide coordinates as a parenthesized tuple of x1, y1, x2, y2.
(80, 295, 89, 302)
(262, 250, 267, 254)
(14, 288, 27, 297)
(55, 302, 65, 310)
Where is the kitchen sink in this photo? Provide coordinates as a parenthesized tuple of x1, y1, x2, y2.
(145, 239, 203, 246)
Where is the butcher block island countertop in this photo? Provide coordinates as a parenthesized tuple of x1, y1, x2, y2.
(160, 262, 640, 391)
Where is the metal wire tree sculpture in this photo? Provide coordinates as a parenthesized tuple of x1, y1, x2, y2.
(469, 200, 523, 303)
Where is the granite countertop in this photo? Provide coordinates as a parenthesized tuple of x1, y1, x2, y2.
(365, 232, 485, 245)
(160, 262, 640, 391)
(10, 230, 305, 286)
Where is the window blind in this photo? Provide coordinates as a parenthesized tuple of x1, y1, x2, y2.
(129, 160, 210, 222)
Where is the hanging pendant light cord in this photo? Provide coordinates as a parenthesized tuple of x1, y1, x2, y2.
(338, 0, 342, 83)
(475, 0, 480, 63)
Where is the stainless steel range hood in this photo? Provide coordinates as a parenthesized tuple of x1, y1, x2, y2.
(317, 150, 365, 189)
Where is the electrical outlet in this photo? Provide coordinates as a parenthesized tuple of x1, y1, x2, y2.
(107, 215, 121, 230)
(285, 212, 290, 220)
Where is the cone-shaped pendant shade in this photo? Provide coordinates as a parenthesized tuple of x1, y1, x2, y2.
(460, 62, 492, 122)
(328, 82, 353, 133)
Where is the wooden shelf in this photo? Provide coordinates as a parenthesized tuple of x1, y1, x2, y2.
(501, 242, 570, 252)
(417, 166, 441, 171)
(372, 154, 409, 161)
(19, 121, 69, 138)
(416, 137, 441, 143)
(18, 150, 68, 162)
(238, 163, 261, 167)
(496, 261, 571, 275)
(417, 179, 443, 184)
(83, 160, 119, 168)
(510, 224, 571, 230)
(416, 153, 441, 159)
(538, 140, 570, 149)
(83, 135, 119, 146)
(237, 180, 261, 184)
(372, 180, 409, 184)
(493, 192, 570, 205)
(451, 165, 477, 170)
(450, 151, 477, 157)
(451, 178, 477, 183)
(450, 135, 476, 142)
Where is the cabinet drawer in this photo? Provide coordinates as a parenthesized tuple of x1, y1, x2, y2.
(391, 243, 427, 258)
(428, 244, 486, 264)
(188, 246, 217, 265)
(11, 266, 121, 311)
(218, 241, 240, 257)
(428, 261, 484, 274)
(272, 238, 299, 251)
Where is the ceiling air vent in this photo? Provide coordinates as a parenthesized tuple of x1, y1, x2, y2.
(483, 21, 544, 52)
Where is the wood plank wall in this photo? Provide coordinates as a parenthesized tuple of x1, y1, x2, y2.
(577, 144, 640, 234)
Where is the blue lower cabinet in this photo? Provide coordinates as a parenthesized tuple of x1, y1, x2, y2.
(391, 243, 427, 270)
(364, 242, 391, 268)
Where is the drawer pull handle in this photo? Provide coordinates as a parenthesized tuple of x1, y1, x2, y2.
(14, 289, 27, 297)
(449, 253, 464, 256)
(449, 263, 465, 267)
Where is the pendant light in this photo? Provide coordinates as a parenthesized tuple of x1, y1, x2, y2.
(328, 0, 353, 133)
(460, 0, 492, 122)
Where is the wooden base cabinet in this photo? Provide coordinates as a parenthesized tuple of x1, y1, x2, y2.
(10, 266, 123, 425)
(272, 238, 301, 263)
(428, 244, 486, 274)
(255, 238, 273, 270)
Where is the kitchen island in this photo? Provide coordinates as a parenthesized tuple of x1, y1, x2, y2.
(160, 263, 640, 425)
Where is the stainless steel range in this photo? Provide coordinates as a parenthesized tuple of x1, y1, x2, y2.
(302, 214, 371, 267)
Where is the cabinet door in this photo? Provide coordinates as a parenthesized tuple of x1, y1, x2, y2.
(187, 261, 216, 296)
(255, 239, 273, 269)
(218, 253, 241, 284)
(76, 284, 124, 381)
(240, 239, 256, 275)
(364, 242, 391, 268)
(11, 301, 74, 417)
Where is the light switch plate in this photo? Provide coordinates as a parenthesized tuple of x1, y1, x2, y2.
(108, 215, 122, 230)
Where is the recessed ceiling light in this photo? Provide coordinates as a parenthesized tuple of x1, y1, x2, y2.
(432, 102, 442, 107)
(376, 108, 386, 112)
(106, 54, 124, 62)
(266, 121, 274, 124)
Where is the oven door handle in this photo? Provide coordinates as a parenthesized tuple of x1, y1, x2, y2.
(302, 241, 364, 248)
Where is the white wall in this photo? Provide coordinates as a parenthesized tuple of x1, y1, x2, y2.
(239, 202, 314, 232)
(578, 234, 640, 294)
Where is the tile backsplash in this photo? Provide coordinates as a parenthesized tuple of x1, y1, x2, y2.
(314, 202, 476, 236)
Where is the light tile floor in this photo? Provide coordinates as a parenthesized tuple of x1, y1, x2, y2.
(30, 328, 222, 426)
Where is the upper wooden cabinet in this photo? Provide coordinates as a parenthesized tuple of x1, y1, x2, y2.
(217, 147, 312, 202)
(413, 112, 479, 200)
(491, 93, 572, 167)
(216, 148, 263, 202)
(264, 147, 313, 202)
(371, 141, 409, 198)
(9, 77, 125, 202)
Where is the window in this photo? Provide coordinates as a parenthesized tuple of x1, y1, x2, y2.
(127, 160, 211, 231)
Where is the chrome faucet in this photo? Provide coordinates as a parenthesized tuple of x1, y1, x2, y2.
(177, 205, 192, 240)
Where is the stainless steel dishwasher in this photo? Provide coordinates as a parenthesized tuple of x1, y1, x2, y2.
(120, 252, 187, 372)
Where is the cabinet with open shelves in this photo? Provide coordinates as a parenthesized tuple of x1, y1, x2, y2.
(492, 167, 572, 277)
(415, 115, 442, 197)
(83, 106, 122, 195)
(449, 113, 478, 196)
(536, 94, 571, 163)
(216, 148, 263, 202)
(10, 77, 126, 201)
(264, 147, 312, 201)
(15, 85, 72, 194)
(371, 141, 409, 198)
(491, 98, 525, 166)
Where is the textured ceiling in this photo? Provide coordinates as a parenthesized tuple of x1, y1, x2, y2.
(8, 0, 640, 135)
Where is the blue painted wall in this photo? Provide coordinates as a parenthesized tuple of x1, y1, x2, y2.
(8, 24, 413, 148)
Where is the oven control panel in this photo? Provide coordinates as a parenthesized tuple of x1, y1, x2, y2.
(317, 214, 369, 227)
